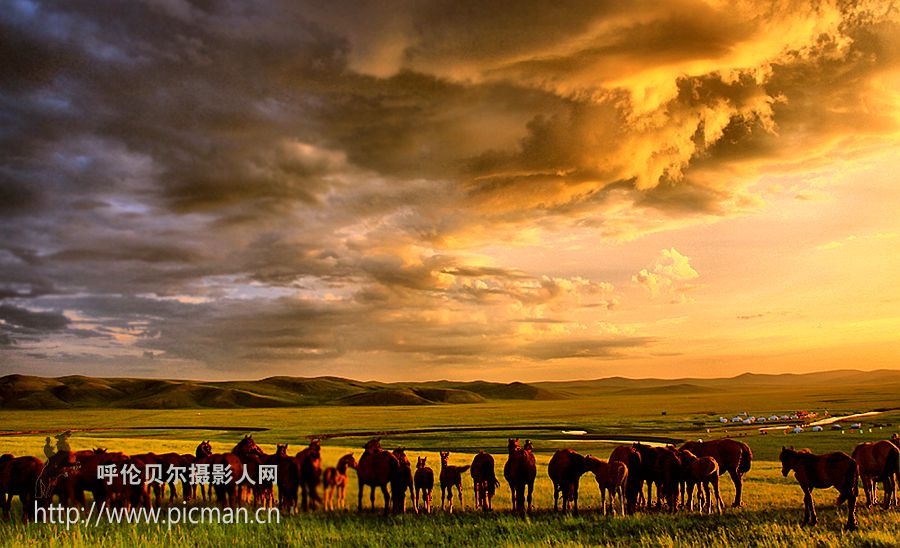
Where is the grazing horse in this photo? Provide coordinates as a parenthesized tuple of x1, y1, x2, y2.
(585, 456, 628, 516)
(414, 457, 434, 514)
(680, 439, 752, 507)
(357, 438, 398, 515)
(195, 441, 241, 508)
(391, 448, 416, 514)
(780, 447, 858, 531)
(323, 453, 357, 511)
(295, 440, 323, 511)
(0, 456, 44, 521)
(679, 450, 723, 513)
(504, 438, 537, 514)
(470, 451, 499, 511)
(547, 449, 589, 514)
(852, 440, 899, 508)
(439, 451, 469, 513)
(610, 445, 643, 513)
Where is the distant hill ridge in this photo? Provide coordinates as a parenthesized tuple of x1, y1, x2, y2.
(0, 374, 565, 409)
(0, 369, 897, 410)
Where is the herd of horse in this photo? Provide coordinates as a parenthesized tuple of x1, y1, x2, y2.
(1, 433, 899, 532)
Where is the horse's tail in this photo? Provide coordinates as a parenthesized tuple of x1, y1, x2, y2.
(458, 465, 471, 474)
(837, 460, 859, 505)
(738, 442, 752, 475)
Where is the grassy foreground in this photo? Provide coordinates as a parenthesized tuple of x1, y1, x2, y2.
(1, 387, 899, 546)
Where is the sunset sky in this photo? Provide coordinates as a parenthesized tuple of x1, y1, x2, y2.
(1, 1, 898, 381)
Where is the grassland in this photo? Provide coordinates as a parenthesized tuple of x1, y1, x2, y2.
(1, 373, 899, 546)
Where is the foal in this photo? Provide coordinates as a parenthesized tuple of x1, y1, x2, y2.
(323, 453, 357, 511)
(414, 457, 434, 513)
(439, 451, 470, 513)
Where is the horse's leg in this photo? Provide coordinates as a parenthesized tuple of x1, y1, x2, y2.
(846, 488, 857, 531)
(553, 482, 560, 511)
(379, 484, 389, 515)
(527, 482, 534, 512)
(457, 482, 463, 511)
(806, 488, 816, 526)
(728, 469, 743, 507)
(573, 481, 579, 516)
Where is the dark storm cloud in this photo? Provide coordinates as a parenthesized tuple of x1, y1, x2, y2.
(0, 0, 897, 376)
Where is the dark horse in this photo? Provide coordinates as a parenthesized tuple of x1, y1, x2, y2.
(391, 448, 416, 514)
(295, 440, 323, 511)
(195, 440, 241, 507)
(0, 455, 44, 521)
(852, 440, 899, 508)
(357, 438, 398, 515)
(272, 444, 301, 513)
(470, 451, 499, 511)
(231, 435, 266, 506)
(780, 447, 858, 531)
(547, 449, 589, 514)
(610, 445, 642, 513)
(680, 439, 752, 507)
(504, 438, 536, 514)
(439, 451, 470, 513)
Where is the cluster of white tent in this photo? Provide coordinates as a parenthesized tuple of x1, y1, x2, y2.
(718, 412, 794, 425)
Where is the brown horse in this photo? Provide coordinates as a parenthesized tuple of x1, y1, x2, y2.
(585, 456, 628, 515)
(323, 453, 357, 511)
(0, 455, 44, 521)
(231, 435, 266, 505)
(136, 452, 194, 504)
(680, 438, 752, 507)
(414, 457, 434, 514)
(272, 444, 301, 513)
(631, 442, 660, 510)
(780, 447, 858, 530)
(195, 441, 241, 507)
(439, 451, 469, 513)
(470, 451, 499, 511)
(633, 443, 681, 511)
(391, 448, 416, 514)
(357, 438, 398, 515)
(547, 449, 589, 514)
(504, 438, 537, 514)
(295, 439, 323, 511)
(610, 445, 643, 513)
(679, 450, 723, 513)
(852, 440, 899, 508)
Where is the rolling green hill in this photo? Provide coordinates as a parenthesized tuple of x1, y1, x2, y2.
(1, 369, 899, 410)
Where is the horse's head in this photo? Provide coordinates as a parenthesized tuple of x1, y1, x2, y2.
(439, 451, 450, 465)
(339, 453, 357, 470)
(0, 453, 13, 465)
(309, 439, 321, 452)
(364, 438, 382, 454)
(233, 435, 265, 458)
(416, 456, 427, 469)
(779, 446, 794, 476)
(196, 440, 213, 458)
(507, 438, 520, 453)
(524, 440, 534, 452)
(93, 447, 107, 454)
(392, 447, 409, 465)
(276, 444, 289, 457)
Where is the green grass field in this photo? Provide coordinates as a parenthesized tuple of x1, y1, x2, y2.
(1, 384, 899, 546)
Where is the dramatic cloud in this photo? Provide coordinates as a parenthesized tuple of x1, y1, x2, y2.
(1, 1, 898, 380)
